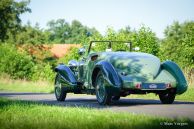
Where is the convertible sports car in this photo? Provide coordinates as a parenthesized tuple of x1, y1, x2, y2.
(54, 41, 187, 105)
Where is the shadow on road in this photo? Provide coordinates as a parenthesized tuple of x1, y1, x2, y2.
(0, 92, 194, 109)
(35, 98, 194, 109)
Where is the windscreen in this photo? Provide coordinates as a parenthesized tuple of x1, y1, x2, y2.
(89, 41, 131, 53)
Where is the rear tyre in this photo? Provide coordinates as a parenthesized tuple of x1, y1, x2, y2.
(95, 72, 112, 105)
(159, 91, 175, 104)
(112, 96, 120, 101)
(54, 74, 67, 101)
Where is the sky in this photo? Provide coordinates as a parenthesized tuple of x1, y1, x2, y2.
(20, 0, 194, 38)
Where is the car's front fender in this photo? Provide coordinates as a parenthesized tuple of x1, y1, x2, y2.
(55, 64, 77, 86)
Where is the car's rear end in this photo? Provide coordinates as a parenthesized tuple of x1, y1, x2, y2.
(102, 51, 187, 103)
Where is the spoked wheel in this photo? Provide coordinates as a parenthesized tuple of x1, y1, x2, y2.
(54, 74, 67, 101)
(95, 72, 112, 105)
(112, 96, 120, 101)
(159, 91, 175, 104)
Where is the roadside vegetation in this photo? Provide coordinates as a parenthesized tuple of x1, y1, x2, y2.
(0, 76, 53, 93)
(0, 98, 193, 129)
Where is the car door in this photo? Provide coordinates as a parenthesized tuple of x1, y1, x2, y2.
(84, 53, 99, 89)
(78, 57, 86, 83)
(77, 53, 94, 88)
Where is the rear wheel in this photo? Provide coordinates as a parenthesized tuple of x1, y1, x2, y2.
(159, 91, 175, 104)
(54, 74, 67, 101)
(95, 72, 112, 105)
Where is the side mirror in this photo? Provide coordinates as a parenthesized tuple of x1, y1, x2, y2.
(78, 48, 86, 55)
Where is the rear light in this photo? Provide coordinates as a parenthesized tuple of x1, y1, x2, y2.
(166, 83, 172, 88)
(135, 83, 141, 89)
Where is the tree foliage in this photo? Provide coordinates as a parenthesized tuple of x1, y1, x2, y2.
(47, 19, 70, 43)
(0, 0, 31, 41)
(160, 21, 194, 69)
(0, 44, 34, 79)
(0, 43, 55, 81)
(90, 26, 159, 55)
(46, 19, 99, 44)
(7, 23, 50, 44)
(132, 26, 159, 55)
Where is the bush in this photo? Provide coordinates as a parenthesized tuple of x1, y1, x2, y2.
(0, 43, 34, 79)
(31, 64, 55, 82)
(160, 21, 194, 69)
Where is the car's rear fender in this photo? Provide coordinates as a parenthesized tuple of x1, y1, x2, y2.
(161, 61, 188, 94)
(92, 61, 122, 95)
(55, 64, 77, 91)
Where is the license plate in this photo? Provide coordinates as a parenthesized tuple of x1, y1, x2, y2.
(142, 83, 166, 90)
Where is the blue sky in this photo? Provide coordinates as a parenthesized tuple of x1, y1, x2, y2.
(20, 0, 194, 38)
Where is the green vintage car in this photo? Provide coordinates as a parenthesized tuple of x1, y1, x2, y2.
(54, 41, 187, 105)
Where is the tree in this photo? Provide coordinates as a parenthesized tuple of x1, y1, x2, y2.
(47, 19, 71, 43)
(68, 20, 87, 43)
(160, 21, 194, 69)
(46, 19, 100, 44)
(132, 26, 159, 55)
(9, 22, 49, 44)
(93, 26, 159, 55)
(0, 0, 31, 42)
(6, 22, 49, 44)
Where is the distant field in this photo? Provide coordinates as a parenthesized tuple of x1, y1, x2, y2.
(0, 98, 193, 129)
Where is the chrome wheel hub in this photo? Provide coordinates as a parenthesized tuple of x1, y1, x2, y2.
(96, 76, 105, 102)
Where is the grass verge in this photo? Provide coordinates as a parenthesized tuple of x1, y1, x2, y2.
(0, 77, 53, 93)
(0, 98, 193, 129)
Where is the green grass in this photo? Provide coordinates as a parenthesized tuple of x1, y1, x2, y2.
(128, 87, 194, 102)
(0, 98, 193, 129)
(0, 77, 53, 93)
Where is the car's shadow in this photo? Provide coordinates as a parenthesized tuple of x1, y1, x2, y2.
(1, 92, 194, 109)
(37, 98, 194, 109)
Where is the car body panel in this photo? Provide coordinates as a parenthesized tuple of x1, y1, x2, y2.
(55, 64, 77, 92)
(55, 41, 188, 96)
(161, 61, 188, 94)
(99, 52, 161, 79)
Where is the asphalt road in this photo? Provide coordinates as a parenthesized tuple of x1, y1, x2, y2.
(1, 91, 194, 120)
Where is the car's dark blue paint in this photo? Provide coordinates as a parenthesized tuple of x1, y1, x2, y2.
(55, 64, 77, 85)
(94, 61, 122, 87)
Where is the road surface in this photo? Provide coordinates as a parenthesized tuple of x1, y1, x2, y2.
(0, 91, 194, 120)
